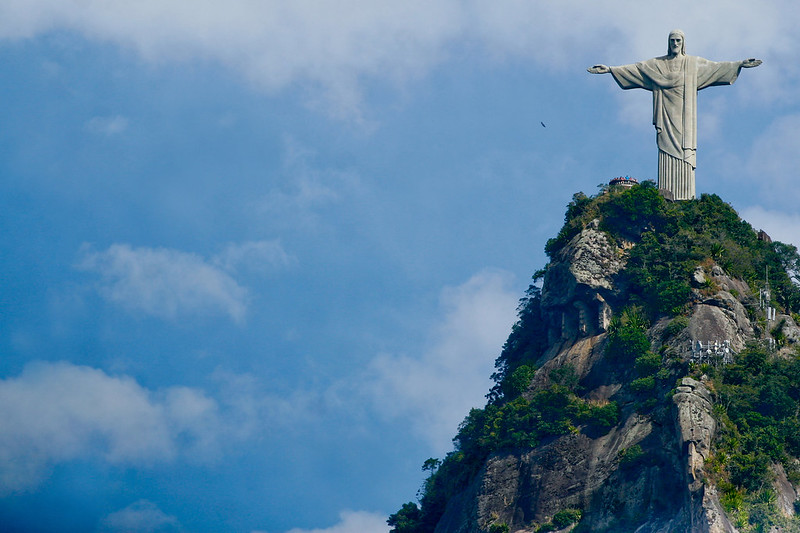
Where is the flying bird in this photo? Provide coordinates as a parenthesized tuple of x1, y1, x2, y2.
(540, 122, 546, 128)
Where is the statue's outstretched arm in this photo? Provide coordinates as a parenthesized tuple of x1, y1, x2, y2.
(587, 64, 611, 74)
(741, 58, 762, 68)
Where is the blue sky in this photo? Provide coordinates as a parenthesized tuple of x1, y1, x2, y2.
(1, 2, 799, 532)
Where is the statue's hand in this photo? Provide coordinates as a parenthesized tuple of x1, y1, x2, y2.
(587, 64, 611, 74)
(742, 58, 762, 68)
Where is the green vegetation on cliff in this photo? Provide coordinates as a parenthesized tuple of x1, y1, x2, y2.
(548, 181, 799, 317)
(389, 183, 800, 533)
(493, 183, 800, 400)
(704, 346, 800, 531)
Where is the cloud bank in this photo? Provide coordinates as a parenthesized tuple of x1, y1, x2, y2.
(78, 243, 248, 321)
(364, 270, 519, 452)
(214, 240, 295, 275)
(284, 510, 389, 533)
(77, 241, 293, 322)
(0, 361, 239, 494)
(99, 500, 181, 533)
(2, 1, 797, 117)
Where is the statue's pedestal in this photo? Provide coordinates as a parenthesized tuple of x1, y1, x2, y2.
(658, 151, 695, 200)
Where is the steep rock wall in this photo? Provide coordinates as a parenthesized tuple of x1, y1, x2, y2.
(432, 219, 790, 533)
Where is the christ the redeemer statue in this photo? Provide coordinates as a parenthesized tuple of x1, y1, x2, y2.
(588, 30, 761, 200)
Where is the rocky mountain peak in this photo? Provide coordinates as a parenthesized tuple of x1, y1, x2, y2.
(389, 184, 800, 533)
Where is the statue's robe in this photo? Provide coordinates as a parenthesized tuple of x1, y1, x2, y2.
(610, 56, 742, 200)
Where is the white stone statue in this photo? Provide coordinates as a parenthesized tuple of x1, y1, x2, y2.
(588, 30, 761, 200)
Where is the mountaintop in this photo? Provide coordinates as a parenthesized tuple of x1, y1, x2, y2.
(390, 181, 800, 533)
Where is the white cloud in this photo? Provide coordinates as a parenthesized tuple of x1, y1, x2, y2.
(213, 240, 295, 275)
(2, 2, 797, 119)
(85, 115, 129, 135)
(0, 361, 235, 495)
(284, 510, 389, 533)
(99, 500, 181, 533)
(208, 368, 320, 440)
(0, 1, 463, 121)
(77, 243, 248, 322)
(363, 270, 519, 453)
(257, 138, 362, 229)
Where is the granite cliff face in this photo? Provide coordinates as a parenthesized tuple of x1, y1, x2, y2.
(435, 224, 741, 533)
(394, 188, 800, 533)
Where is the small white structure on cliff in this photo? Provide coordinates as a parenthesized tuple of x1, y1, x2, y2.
(608, 176, 639, 189)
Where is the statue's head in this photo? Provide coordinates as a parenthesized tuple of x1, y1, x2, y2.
(667, 29, 686, 56)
